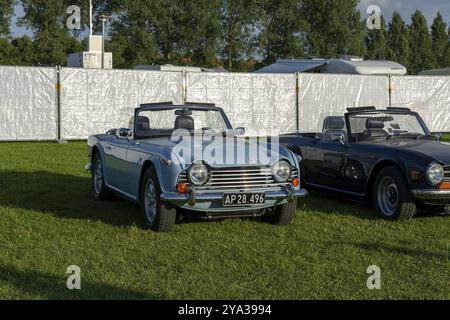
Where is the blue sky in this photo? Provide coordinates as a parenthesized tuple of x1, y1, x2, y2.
(10, 0, 450, 38)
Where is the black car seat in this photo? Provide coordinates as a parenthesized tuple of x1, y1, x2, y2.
(136, 116, 150, 132)
(322, 116, 348, 142)
(364, 119, 388, 137)
(175, 115, 195, 131)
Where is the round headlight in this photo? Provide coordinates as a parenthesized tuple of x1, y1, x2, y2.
(272, 160, 292, 183)
(426, 163, 444, 186)
(188, 163, 210, 186)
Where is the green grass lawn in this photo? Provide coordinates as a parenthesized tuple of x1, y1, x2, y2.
(0, 142, 448, 300)
(443, 133, 450, 142)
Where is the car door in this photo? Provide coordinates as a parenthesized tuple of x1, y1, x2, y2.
(305, 139, 348, 190)
(103, 135, 132, 192)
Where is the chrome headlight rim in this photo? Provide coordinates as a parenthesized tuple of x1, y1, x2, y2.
(426, 163, 444, 186)
(272, 160, 292, 183)
(188, 162, 210, 186)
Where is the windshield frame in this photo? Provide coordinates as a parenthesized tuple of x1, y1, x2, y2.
(344, 109, 431, 143)
(133, 105, 233, 140)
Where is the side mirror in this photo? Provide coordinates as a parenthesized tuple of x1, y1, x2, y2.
(119, 128, 132, 140)
(434, 133, 442, 141)
(235, 127, 246, 136)
(335, 134, 350, 148)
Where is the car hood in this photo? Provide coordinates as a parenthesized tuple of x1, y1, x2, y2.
(138, 135, 291, 168)
(369, 139, 450, 165)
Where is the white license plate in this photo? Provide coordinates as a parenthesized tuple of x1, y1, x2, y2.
(223, 193, 266, 207)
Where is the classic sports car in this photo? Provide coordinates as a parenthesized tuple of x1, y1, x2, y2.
(86, 102, 307, 232)
(280, 106, 450, 221)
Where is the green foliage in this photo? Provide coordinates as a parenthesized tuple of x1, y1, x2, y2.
(0, 2, 448, 71)
(257, 0, 307, 64)
(365, 16, 388, 60)
(387, 12, 410, 69)
(302, 0, 365, 57)
(408, 11, 435, 75)
(0, 0, 14, 38)
(219, 0, 260, 71)
(0, 142, 449, 299)
(0, 38, 15, 65)
(431, 12, 449, 69)
(11, 36, 35, 65)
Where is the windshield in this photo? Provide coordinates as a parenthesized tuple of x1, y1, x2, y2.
(134, 108, 231, 137)
(348, 112, 428, 140)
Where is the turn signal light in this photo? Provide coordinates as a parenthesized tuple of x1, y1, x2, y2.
(292, 178, 300, 188)
(176, 183, 188, 194)
(438, 182, 450, 190)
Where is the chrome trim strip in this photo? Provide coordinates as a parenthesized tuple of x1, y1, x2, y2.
(412, 189, 450, 200)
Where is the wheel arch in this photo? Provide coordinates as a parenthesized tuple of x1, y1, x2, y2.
(138, 160, 157, 201)
(367, 160, 409, 202)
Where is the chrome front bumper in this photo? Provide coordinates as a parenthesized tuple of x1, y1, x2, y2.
(161, 188, 308, 207)
(412, 189, 450, 201)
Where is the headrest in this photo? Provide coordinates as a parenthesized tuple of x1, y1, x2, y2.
(366, 118, 385, 129)
(136, 116, 150, 131)
(323, 116, 345, 130)
(175, 115, 194, 131)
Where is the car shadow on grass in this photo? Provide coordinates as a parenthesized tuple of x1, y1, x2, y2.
(298, 190, 379, 221)
(0, 264, 158, 300)
(0, 170, 145, 228)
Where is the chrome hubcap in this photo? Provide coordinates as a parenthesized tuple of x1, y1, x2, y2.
(144, 179, 157, 224)
(94, 160, 103, 194)
(377, 177, 399, 216)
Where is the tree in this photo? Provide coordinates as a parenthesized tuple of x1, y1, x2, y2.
(0, 38, 14, 65)
(219, 0, 260, 70)
(19, 0, 84, 65)
(108, 0, 158, 68)
(0, 0, 14, 38)
(257, 0, 307, 64)
(11, 36, 35, 65)
(444, 26, 450, 67)
(408, 10, 435, 74)
(302, 0, 365, 57)
(431, 12, 449, 68)
(365, 16, 388, 60)
(387, 12, 410, 69)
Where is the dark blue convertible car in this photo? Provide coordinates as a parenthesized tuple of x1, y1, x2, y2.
(86, 102, 307, 232)
(280, 107, 450, 221)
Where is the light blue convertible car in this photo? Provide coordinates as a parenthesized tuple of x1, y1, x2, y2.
(86, 102, 308, 232)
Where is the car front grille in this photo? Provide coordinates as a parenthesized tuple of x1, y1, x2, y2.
(178, 166, 299, 193)
(444, 166, 450, 181)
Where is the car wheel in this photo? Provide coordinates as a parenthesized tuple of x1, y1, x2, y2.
(373, 166, 416, 221)
(269, 201, 296, 225)
(92, 153, 114, 200)
(140, 167, 177, 232)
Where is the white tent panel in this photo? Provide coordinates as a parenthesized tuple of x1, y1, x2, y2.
(391, 76, 450, 132)
(60, 68, 183, 140)
(297, 73, 390, 132)
(0, 66, 57, 141)
(186, 73, 297, 135)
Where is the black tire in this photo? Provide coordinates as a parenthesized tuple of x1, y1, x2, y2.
(269, 201, 296, 225)
(92, 153, 114, 200)
(373, 166, 416, 221)
(140, 167, 177, 232)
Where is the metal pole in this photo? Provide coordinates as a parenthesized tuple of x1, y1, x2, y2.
(89, 0, 93, 36)
(102, 19, 105, 69)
